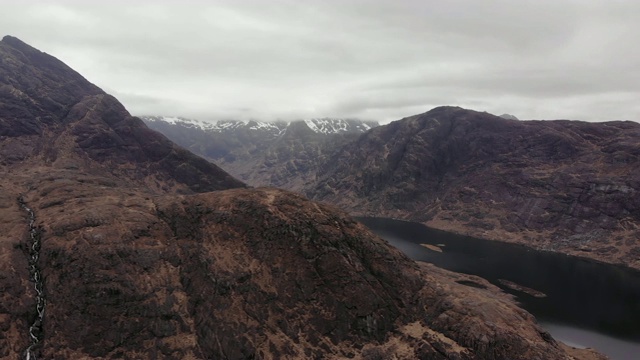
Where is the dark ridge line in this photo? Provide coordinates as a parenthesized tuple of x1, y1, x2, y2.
(18, 195, 45, 360)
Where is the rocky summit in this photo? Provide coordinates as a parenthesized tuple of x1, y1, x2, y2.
(0, 35, 604, 359)
(305, 106, 640, 270)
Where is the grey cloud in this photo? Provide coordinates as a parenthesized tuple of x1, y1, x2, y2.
(0, 0, 638, 123)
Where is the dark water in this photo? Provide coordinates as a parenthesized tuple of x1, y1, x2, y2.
(357, 217, 640, 360)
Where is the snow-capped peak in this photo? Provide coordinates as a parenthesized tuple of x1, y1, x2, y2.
(301, 118, 378, 134)
(141, 116, 219, 131)
(246, 120, 285, 132)
(140, 116, 288, 135)
(140, 116, 378, 135)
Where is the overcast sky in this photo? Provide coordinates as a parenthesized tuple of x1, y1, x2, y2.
(1, 1, 639, 123)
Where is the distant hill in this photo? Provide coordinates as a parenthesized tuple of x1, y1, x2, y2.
(141, 116, 379, 190)
(304, 106, 640, 270)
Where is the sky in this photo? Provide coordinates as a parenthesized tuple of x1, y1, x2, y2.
(1, 0, 639, 123)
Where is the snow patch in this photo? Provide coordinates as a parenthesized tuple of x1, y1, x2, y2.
(142, 116, 218, 130)
(302, 118, 378, 134)
(141, 116, 378, 135)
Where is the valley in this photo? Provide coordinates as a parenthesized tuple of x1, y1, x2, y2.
(0, 35, 606, 359)
(1, 1, 638, 358)
(146, 107, 640, 271)
(142, 115, 378, 191)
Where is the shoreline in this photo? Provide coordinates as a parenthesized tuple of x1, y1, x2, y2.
(352, 214, 640, 273)
(425, 223, 640, 274)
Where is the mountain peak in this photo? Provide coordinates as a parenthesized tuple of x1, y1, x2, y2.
(302, 118, 378, 134)
(499, 113, 519, 120)
(0, 37, 244, 193)
(1, 35, 31, 48)
(424, 105, 465, 115)
(2, 34, 21, 44)
(0, 34, 104, 131)
(141, 116, 378, 136)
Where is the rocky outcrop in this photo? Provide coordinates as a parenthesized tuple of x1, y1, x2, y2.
(0, 36, 604, 359)
(306, 106, 640, 269)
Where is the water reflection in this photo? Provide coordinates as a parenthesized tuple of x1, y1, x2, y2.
(358, 217, 640, 359)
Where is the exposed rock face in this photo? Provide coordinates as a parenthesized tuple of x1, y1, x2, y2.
(0, 36, 603, 359)
(141, 115, 378, 190)
(306, 106, 640, 270)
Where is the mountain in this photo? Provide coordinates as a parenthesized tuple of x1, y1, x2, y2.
(141, 115, 379, 190)
(305, 106, 640, 270)
(499, 113, 519, 120)
(142, 116, 377, 135)
(141, 116, 289, 164)
(301, 117, 378, 134)
(0, 36, 602, 359)
(0, 36, 243, 194)
(144, 106, 639, 270)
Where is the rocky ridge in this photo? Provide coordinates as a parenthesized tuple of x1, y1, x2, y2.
(142, 116, 377, 135)
(0, 36, 603, 359)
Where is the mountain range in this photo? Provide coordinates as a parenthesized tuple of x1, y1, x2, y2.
(0, 35, 604, 359)
(142, 115, 378, 190)
(146, 108, 639, 271)
(142, 116, 377, 134)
